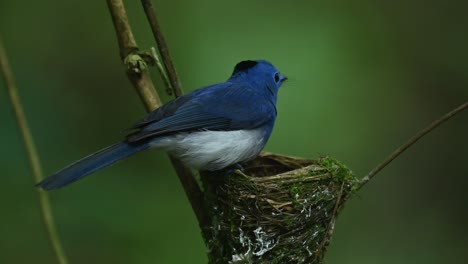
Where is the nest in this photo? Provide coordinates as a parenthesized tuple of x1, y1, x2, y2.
(201, 153, 359, 264)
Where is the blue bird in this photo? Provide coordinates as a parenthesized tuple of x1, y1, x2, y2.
(36, 60, 287, 190)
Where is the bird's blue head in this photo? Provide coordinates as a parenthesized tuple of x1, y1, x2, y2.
(229, 60, 287, 94)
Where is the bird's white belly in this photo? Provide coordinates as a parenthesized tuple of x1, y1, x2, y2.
(151, 129, 266, 171)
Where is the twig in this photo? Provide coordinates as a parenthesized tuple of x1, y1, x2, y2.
(139, 0, 210, 230)
(106, 0, 161, 112)
(150, 47, 173, 95)
(0, 37, 69, 264)
(358, 101, 468, 190)
(106, 0, 209, 233)
(314, 181, 345, 262)
(140, 0, 183, 97)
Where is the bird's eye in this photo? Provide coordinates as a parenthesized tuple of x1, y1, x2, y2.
(274, 72, 280, 83)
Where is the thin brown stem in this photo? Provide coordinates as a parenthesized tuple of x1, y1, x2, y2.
(139, 0, 210, 230)
(315, 181, 345, 262)
(358, 101, 468, 190)
(106, 0, 162, 111)
(140, 0, 183, 97)
(106, 0, 209, 234)
(0, 38, 69, 264)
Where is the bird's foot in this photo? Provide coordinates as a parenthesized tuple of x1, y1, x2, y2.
(223, 163, 246, 176)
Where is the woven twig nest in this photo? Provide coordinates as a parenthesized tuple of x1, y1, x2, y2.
(201, 153, 359, 264)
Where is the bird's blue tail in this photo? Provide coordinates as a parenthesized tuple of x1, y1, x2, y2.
(36, 141, 150, 190)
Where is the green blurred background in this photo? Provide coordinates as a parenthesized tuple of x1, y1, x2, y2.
(1, 0, 467, 263)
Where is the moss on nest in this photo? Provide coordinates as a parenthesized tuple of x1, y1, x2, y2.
(201, 153, 359, 264)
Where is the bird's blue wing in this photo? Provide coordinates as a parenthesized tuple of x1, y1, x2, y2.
(126, 82, 276, 142)
(127, 94, 193, 130)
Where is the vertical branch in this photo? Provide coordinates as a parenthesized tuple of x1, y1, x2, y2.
(106, 0, 161, 111)
(140, 0, 183, 97)
(139, 0, 210, 231)
(0, 38, 69, 264)
(106, 0, 209, 234)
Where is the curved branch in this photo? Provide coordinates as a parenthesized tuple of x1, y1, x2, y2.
(358, 101, 468, 190)
(0, 37, 69, 264)
(106, 0, 209, 234)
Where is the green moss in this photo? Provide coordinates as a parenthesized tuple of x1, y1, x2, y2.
(319, 156, 360, 192)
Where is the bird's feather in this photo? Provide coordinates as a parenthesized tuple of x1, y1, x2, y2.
(36, 60, 285, 190)
(36, 141, 150, 190)
(126, 82, 276, 142)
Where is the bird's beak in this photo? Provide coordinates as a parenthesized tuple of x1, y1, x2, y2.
(280, 74, 288, 83)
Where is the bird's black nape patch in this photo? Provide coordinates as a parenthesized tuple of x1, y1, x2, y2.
(232, 60, 258, 75)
